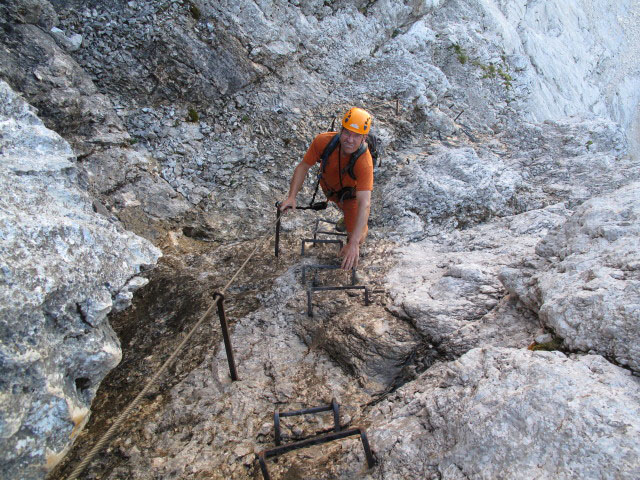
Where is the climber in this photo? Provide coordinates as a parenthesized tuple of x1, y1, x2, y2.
(279, 107, 374, 271)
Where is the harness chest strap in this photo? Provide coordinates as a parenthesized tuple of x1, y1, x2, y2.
(320, 134, 367, 180)
(310, 133, 368, 206)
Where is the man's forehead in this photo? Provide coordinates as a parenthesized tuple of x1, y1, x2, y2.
(341, 127, 365, 136)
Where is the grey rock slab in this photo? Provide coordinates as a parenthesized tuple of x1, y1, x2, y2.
(0, 23, 129, 155)
(295, 297, 423, 394)
(381, 115, 632, 241)
(506, 117, 635, 208)
(83, 148, 192, 222)
(500, 182, 640, 372)
(0, 81, 161, 479)
(50, 27, 82, 52)
(1, 0, 59, 29)
(381, 145, 524, 236)
(385, 203, 569, 357)
(367, 347, 640, 480)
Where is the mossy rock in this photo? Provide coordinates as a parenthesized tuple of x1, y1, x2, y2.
(189, 3, 201, 20)
(529, 337, 564, 351)
(186, 108, 199, 123)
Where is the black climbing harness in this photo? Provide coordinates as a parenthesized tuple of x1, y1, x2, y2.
(309, 133, 368, 207)
(275, 134, 368, 256)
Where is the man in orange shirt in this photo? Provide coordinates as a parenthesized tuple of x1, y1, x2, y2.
(279, 107, 374, 271)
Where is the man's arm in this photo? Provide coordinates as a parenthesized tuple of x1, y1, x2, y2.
(340, 190, 371, 270)
(279, 161, 312, 212)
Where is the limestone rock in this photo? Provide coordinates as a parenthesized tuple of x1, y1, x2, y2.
(0, 23, 129, 154)
(48, 0, 262, 107)
(50, 27, 82, 52)
(500, 183, 640, 372)
(381, 145, 523, 235)
(295, 295, 424, 393)
(0, 81, 161, 479)
(0, 0, 638, 478)
(82, 147, 193, 240)
(1, 0, 59, 30)
(380, 115, 632, 240)
(368, 347, 640, 480)
(96, 265, 376, 479)
(386, 203, 570, 359)
(39, 0, 639, 240)
(507, 117, 635, 208)
(0, 16, 196, 240)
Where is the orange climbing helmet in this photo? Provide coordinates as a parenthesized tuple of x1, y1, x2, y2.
(342, 107, 372, 135)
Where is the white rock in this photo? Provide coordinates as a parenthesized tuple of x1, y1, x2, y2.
(500, 182, 640, 373)
(50, 27, 82, 51)
(0, 81, 161, 479)
(368, 347, 640, 479)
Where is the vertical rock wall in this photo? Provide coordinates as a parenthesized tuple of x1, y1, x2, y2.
(0, 81, 161, 479)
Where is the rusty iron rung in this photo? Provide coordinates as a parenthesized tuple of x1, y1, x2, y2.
(316, 230, 347, 237)
(256, 426, 375, 480)
(275, 202, 282, 258)
(301, 264, 356, 286)
(274, 398, 339, 446)
(307, 285, 371, 317)
(310, 286, 366, 292)
(313, 218, 348, 241)
(302, 264, 341, 285)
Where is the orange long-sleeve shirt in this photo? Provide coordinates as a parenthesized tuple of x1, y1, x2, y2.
(302, 132, 374, 199)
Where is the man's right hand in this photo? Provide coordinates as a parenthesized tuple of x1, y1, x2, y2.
(278, 197, 296, 213)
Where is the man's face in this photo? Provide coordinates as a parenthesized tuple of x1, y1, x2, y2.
(340, 128, 366, 155)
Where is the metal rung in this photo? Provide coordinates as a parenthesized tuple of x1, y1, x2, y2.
(256, 426, 375, 479)
(313, 218, 347, 241)
(213, 292, 239, 381)
(275, 202, 282, 257)
(316, 230, 347, 237)
(274, 398, 340, 446)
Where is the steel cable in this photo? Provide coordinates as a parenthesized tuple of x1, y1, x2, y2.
(66, 209, 293, 480)
(66, 299, 219, 480)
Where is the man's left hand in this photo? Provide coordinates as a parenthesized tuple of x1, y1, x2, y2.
(340, 241, 359, 270)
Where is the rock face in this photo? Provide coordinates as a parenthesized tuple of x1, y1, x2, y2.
(379, 115, 632, 239)
(501, 183, 640, 372)
(385, 203, 570, 359)
(381, 145, 524, 236)
(0, 81, 161, 479)
(0, 2, 194, 242)
(1, 0, 639, 479)
(369, 347, 640, 480)
(37, 0, 638, 237)
(71, 264, 380, 479)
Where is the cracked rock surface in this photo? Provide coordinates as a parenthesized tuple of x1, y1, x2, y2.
(501, 182, 640, 372)
(369, 347, 640, 480)
(1, 0, 640, 479)
(0, 81, 160, 479)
